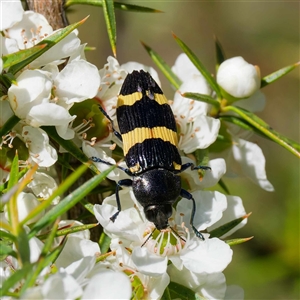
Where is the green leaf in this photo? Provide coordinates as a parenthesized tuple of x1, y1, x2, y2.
(172, 33, 222, 98)
(0, 115, 20, 143)
(0, 262, 33, 296)
(214, 36, 226, 70)
(28, 165, 115, 238)
(261, 61, 300, 88)
(222, 106, 300, 157)
(20, 163, 88, 226)
(102, 0, 117, 57)
(218, 178, 230, 194)
(2, 44, 47, 69)
(17, 227, 30, 264)
(99, 232, 111, 254)
(141, 41, 182, 90)
(0, 241, 16, 258)
(8, 17, 88, 75)
(0, 166, 29, 195)
(7, 152, 19, 190)
(65, 0, 162, 13)
(209, 213, 251, 238)
(208, 122, 233, 154)
(165, 281, 196, 300)
(219, 115, 259, 132)
(182, 92, 220, 108)
(0, 73, 17, 93)
(5, 152, 20, 226)
(226, 236, 254, 246)
(37, 223, 98, 240)
(0, 230, 17, 242)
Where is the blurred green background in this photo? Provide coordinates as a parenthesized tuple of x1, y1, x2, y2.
(68, 2, 299, 299)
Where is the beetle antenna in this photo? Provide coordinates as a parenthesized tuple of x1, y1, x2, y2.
(170, 226, 186, 243)
(141, 228, 156, 247)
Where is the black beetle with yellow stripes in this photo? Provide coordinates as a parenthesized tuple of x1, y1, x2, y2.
(91, 70, 210, 240)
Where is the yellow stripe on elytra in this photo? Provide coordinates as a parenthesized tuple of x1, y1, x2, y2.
(122, 127, 178, 156)
(117, 92, 168, 107)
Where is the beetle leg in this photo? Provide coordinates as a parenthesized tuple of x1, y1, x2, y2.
(110, 179, 133, 222)
(180, 189, 205, 240)
(98, 105, 122, 141)
(90, 156, 133, 176)
(179, 162, 211, 173)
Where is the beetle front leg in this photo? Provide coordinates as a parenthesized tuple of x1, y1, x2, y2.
(180, 189, 204, 240)
(110, 179, 133, 222)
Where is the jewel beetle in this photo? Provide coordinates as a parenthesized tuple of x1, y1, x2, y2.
(91, 70, 210, 239)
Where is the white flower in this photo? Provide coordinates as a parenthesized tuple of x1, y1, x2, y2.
(0, 35, 19, 56)
(170, 75, 220, 153)
(121, 61, 161, 86)
(21, 271, 83, 300)
(224, 285, 245, 300)
(83, 141, 129, 182)
(168, 264, 227, 300)
(27, 171, 59, 203)
(53, 220, 100, 270)
(172, 53, 211, 92)
(5, 11, 52, 49)
(0, 0, 24, 31)
(236, 90, 266, 112)
(97, 56, 127, 116)
(54, 59, 100, 104)
(208, 195, 247, 238)
(226, 136, 274, 191)
(55, 236, 100, 269)
(7, 68, 76, 139)
(3, 10, 81, 68)
(180, 157, 226, 191)
(82, 270, 132, 300)
(217, 56, 261, 98)
(22, 126, 58, 167)
(94, 182, 233, 277)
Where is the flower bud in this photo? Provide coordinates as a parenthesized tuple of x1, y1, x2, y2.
(217, 56, 261, 98)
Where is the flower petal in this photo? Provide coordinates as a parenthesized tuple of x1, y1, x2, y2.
(181, 238, 233, 274)
(132, 247, 168, 276)
(176, 190, 227, 232)
(232, 138, 274, 191)
(82, 270, 132, 299)
(55, 60, 100, 103)
(208, 195, 247, 238)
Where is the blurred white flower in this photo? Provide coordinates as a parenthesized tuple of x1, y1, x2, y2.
(4, 192, 44, 224)
(217, 56, 261, 98)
